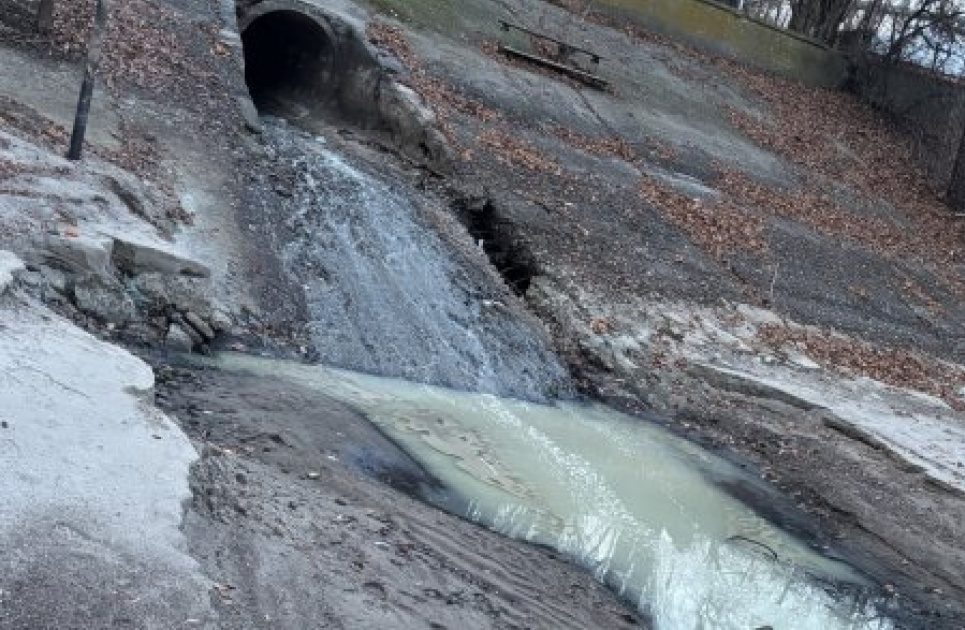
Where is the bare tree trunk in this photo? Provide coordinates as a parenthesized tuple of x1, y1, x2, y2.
(787, 0, 860, 44)
(36, 0, 55, 34)
(67, 0, 109, 161)
(947, 112, 965, 211)
(788, 0, 811, 33)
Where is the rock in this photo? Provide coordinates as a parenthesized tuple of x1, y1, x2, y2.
(102, 175, 155, 225)
(0, 299, 209, 623)
(165, 323, 196, 352)
(377, 81, 452, 174)
(689, 362, 822, 411)
(24, 234, 114, 277)
(184, 311, 216, 341)
(121, 322, 164, 347)
(376, 50, 407, 77)
(788, 352, 821, 371)
(109, 235, 209, 278)
(171, 314, 204, 347)
(72, 274, 137, 324)
(133, 272, 213, 319)
(18, 271, 42, 287)
(209, 308, 232, 332)
(0, 250, 25, 294)
(218, 29, 242, 51)
(237, 96, 263, 134)
(38, 265, 69, 295)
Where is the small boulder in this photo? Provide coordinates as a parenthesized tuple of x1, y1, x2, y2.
(133, 272, 213, 319)
(209, 307, 232, 332)
(38, 265, 69, 295)
(165, 323, 196, 352)
(184, 311, 216, 341)
(72, 274, 137, 324)
(25, 234, 114, 277)
(377, 81, 452, 174)
(121, 322, 164, 346)
(170, 313, 204, 347)
(110, 235, 209, 278)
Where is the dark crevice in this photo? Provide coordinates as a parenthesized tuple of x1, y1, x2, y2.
(455, 199, 538, 296)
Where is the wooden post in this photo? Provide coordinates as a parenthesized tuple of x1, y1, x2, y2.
(67, 0, 109, 161)
(36, 0, 55, 34)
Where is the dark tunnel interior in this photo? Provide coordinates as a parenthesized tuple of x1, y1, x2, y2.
(241, 11, 333, 113)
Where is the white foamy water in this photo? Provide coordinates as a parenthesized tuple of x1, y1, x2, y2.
(260, 123, 570, 401)
(215, 353, 893, 630)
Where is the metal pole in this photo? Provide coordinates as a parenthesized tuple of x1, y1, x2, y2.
(67, 0, 108, 161)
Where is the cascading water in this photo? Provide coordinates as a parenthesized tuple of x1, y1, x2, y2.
(243, 116, 892, 630)
(258, 121, 570, 401)
(213, 353, 894, 630)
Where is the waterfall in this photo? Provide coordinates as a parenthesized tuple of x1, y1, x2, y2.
(258, 121, 570, 401)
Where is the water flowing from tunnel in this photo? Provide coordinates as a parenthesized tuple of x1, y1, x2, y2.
(259, 121, 570, 401)
(213, 353, 894, 630)
(246, 118, 893, 628)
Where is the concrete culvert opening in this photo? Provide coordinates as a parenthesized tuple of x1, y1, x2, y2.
(239, 5, 451, 171)
(241, 10, 334, 114)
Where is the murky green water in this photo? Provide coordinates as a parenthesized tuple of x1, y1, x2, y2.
(214, 352, 892, 630)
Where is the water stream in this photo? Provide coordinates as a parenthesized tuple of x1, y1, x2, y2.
(247, 122, 895, 628)
(261, 122, 569, 401)
(214, 352, 892, 630)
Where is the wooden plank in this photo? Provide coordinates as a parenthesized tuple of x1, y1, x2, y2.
(499, 20, 604, 64)
(498, 45, 609, 90)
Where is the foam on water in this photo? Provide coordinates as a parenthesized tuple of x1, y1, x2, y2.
(215, 353, 894, 630)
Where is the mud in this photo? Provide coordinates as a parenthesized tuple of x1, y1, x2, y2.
(152, 357, 645, 629)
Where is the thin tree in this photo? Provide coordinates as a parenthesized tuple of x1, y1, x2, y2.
(946, 119, 965, 210)
(36, 0, 55, 34)
(787, 0, 860, 44)
(67, 0, 109, 161)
